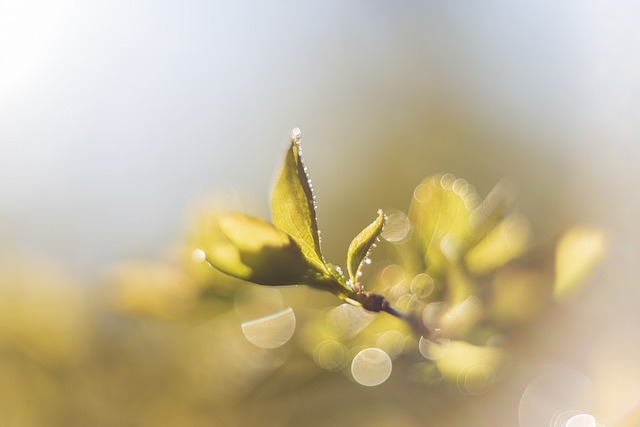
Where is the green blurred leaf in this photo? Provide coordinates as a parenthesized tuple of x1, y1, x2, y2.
(272, 135, 329, 276)
(468, 178, 514, 240)
(409, 174, 476, 275)
(554, 226, 607, 299)
(434, 340, 509, 393)
(347, 210, 385, 284)
(464, 215, 531, 275)
(201, 212, 322, 286)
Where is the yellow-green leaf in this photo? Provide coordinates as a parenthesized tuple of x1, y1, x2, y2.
(201, 212, 318, 286)
(409, 174, 477, 276)
(347, 210, 385, 284)
(464, 215, 531, 275)
(272, 131, 328, 276)
(433, 340, 510, 394)
(469, 178, 514, 239)
(554, 226, 607, 299)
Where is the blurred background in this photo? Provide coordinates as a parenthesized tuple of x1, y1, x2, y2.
(1, 1, 639, 426)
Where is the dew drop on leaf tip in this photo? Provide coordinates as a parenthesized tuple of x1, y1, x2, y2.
(192, 248, 206, 263)
(292, 127, 302, 143)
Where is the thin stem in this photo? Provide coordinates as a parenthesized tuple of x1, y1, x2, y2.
(357, 291, 437, 340)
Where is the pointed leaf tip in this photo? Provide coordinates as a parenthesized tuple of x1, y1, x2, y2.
(271, 134, 328, 275)
(347, 210, 385, 284)
(291, 127, 301, 143)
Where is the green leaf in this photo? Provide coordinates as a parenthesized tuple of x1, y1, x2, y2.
(464, 215, 531, 276)
(201, 212, 321, 286)
(468, 178, 514, 240)
(271, 131, 329, 276)
(409, 174, 477, 276)
(347, 210, 385, 284)
(554, 226, 607, 300)
(432, 340, 509, 390)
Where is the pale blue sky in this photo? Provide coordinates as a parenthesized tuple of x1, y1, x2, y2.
(1, 0, 638, 273)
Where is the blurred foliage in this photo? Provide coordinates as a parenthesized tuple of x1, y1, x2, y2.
(0, 139, 607, 427)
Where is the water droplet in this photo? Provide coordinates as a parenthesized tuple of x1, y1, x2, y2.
(364, 258, 372, 265)
(357, 271, 363, 277)
(291, 127, 301, 143)
(241, 307, 296, 349)
(351, 348, 392, 386)
(192, 248, 206, 263)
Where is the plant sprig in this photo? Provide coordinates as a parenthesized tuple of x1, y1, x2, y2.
(198, 128, 432, 337)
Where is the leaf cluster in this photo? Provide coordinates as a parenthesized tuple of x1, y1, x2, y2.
(198, 129, 606, 372)
(199, 129, 385, 309)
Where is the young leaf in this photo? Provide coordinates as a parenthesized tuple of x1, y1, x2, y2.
(201, 212, 317, 286)
(464, 215, 531, 275)
(554, 226, 607, 300)
(271, 130, 329, 276)
(347, 210, 385, 284)
(409, 174, 476, 275)
(469, 178, 514, 238)
(433, 340, 509, 387)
